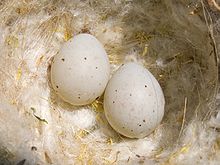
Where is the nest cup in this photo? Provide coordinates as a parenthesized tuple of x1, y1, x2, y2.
(0, 0, 219, 164)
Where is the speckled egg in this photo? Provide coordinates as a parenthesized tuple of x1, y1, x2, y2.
(104, 62, 165, 138)
(51, 33, 110, 105)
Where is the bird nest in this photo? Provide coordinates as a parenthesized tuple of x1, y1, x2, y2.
(0, 0, 219, 164)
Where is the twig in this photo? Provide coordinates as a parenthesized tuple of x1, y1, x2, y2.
(210, 0, 220, 11)
(111, 151, 120, 164)
(178, 97, 188, 141)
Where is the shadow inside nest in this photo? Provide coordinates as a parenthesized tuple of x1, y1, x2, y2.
(118, 0, 218, 150)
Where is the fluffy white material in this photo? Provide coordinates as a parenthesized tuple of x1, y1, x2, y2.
(0, 0, 219, 164)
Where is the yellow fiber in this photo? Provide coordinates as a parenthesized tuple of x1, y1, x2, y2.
(153, 147, 164, 158)
(36, 55, 44, 67)
(91, 100, 104, 113)
(16, 67, 22, 81)
(75, 129, 89, 139)
(134, 31, 149, 45)
(167, 143, 192, 163)
(76, 144, 88, 163)
(106, 137, 113, 145)
(10, 99, 17, 105)
(141, 44, 148, 56)
(64, 29, 72, 41)
(180, 145, 191, 154)
(5, 35, 19, 48)
(103, 151, 120, 165)
(96, 114, 105, 124)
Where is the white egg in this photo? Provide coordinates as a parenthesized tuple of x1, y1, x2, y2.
(51, 33, 110, 105)
(104, 62, 165, 138)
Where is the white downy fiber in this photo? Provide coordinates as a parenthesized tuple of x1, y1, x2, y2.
(0, 0, 219, 164)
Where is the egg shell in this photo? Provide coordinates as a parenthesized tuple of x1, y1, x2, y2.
(104, 62, 165, 138)
(51, 33, 110, 105)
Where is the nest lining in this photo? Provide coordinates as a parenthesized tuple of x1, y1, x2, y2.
(0, 0, 219, 164)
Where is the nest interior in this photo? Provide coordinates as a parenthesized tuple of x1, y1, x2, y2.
(0, 0, 219, 164)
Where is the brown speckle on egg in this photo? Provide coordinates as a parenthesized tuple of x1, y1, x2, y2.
(31, 146, 37, 151)
(136, 154, 141, 158)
